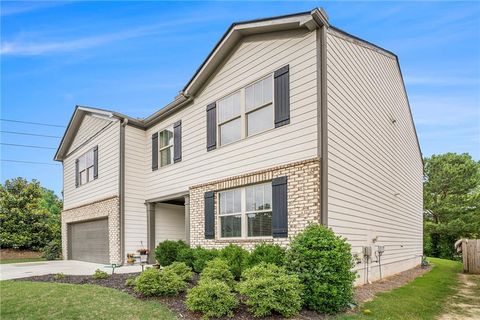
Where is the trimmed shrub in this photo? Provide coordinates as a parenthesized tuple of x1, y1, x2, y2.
(237, 263, 303, 318)
(53, 273, 65, 280)
(247, 243, 285, 267)
(125, 276, 137, 287)
(200, 258, 235, 288)
(163, 262, 193, 282)
(220, 244, 249, 279)
(135, 268, 187, 296)
(92, 269, 109, 280)
(285, 224, 356, 313)
(154, 240, 188, 266)
(177, 247, 195, 268)
(42, 239, 61, 260)
(192, 247, 219, 273)
(186, 279, 238, 320)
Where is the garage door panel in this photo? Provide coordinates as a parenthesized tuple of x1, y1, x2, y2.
(70, 219, 109, 264)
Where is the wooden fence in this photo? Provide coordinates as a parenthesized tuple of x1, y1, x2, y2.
(461, 239, 480, 274)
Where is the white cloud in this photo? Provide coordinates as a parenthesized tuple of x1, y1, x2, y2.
(0, 2, 69, 17)
(410, 94, 479, 126)
(405, 76, 480, 86)
(1, 17, 213, 56)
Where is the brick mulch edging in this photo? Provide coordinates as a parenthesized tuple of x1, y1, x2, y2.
(0, 249, 42, 260)
(16, 265, 431, 319)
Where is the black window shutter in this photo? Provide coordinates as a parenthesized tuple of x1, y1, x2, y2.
(204, 191, 215, 239)
(173, 120, 182, 163)
(75, 159, 80, 187)
(274, 65, 290, 128)
(152, 132, 158, 171)
(206, 102, 217, 151)
(272, 176, 288, 238)
(93, 146, 98, 179)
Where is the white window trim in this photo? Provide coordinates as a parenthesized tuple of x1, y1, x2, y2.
(217, 183, 273, 240)
(216, 73, 274, 147)
(158, 125, 175, 168)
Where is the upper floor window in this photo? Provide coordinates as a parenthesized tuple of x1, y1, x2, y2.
(218, 92, 241, 146)
(159, 127, 174, 167)
(218, 182, 272, 238)
(217, 75, 274, 146)
(152, 120, 182, 171)
(76, 146, 97, 187)
(246, 76, 273, 136)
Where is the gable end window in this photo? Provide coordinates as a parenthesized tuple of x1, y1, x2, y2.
(75, 146, 98, 187)
(218, 182, 272, 238)
(216, 75, 274, 147)
(246, 76, 273, 136)
(206, 66, 289, 151)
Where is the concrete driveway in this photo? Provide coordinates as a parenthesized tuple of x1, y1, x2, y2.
(0, 260, 145, 280)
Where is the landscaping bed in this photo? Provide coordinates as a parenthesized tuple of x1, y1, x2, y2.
(17, 272, 319, 319)
(16, 263, 430, 319)
(10, 225, 434, 319)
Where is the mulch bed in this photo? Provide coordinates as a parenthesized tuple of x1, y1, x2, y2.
(354, 264, 432, 303)
(1, 249, 42, 260)
(16, 264, 431, 319)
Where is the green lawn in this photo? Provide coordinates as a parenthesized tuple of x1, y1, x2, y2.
(0, 257, 45, 264)
(0, 281, 177, 320)
(340, 258, 462, 320)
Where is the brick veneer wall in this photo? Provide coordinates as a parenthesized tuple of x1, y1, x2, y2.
(61, 196, 121, 264)
(189, 158, 321, 250)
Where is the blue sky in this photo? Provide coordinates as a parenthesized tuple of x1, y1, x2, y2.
(1, 1, 479, 196)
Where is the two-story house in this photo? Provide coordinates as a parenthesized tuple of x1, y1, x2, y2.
(54, 8, 423, 284)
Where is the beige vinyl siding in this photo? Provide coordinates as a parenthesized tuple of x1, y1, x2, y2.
(68, 115, 111, 153)
(325, 29, 423, 283)
(155, 203, 186, 246)
(144, 28, 318, 200)
(63, 115, 120, 209)
(124, 126, 147, 255)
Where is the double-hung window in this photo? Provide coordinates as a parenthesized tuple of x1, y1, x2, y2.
(246, 76, 273, 136)
(159, 126, 174, 167)
(218, 92, 241, 146)
(218, 182, 272, 238)
(77, 148, 95, 186)
(217, 75, 274, 146)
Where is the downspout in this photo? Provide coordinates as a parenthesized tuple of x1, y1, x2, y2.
(320, 24, 328, 226)
(119, 118, 127, 264)
(313, 9, 329, 226)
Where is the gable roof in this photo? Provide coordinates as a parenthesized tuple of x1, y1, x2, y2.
(56, 8, 422, 161)
(54, 106, 142, 161)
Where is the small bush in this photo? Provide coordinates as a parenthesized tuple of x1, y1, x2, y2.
(42, 239, 61, 260)
(125, 276, 137, 287)
(135, 268, 187, 296)
(177, 247, 195, 268)
(163, 262, 193, 282)
(186, 279, 238, 319)
(53, 273, 65, 280)
(192, 247, 219, 273)
(92, 269, 109, 280)
(220, 244, 249, 279)
(247, 243, 285, 267)
(200, 258, 235, 288)
(285, 224, 356, 313)
(237, 263, 303, 317)
(155, 240, 188, 266)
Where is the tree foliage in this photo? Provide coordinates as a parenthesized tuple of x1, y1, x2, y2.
(423, 153, 480, 259)
(0, 178, 62, 250)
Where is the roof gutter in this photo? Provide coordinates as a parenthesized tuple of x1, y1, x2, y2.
(143, 93, 193, 128)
